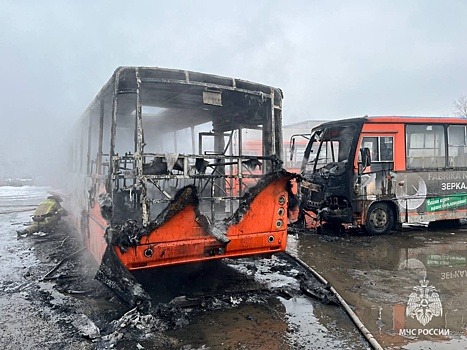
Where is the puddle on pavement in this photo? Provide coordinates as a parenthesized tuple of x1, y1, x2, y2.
(294, 229, 467, 349)
(281, 295, 369, 349)
(169, 295, 368, 350)
(168, 298, 289, 349)
(141, 251, 369, 349)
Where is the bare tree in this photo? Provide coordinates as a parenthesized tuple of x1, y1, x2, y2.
(454, 95, 467, 118)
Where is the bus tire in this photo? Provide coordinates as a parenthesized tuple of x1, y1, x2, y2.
(365, 202, 393, 235)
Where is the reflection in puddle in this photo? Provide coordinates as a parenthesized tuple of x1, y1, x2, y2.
(295, 229, 467, 349)
(163, 251, 370, 349)
(282, 296, 369, 349)
(168, 299, 290, 349)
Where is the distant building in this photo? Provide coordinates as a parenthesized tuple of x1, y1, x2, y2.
(282, 119, 328, 141)
(282, 119, 328, 172)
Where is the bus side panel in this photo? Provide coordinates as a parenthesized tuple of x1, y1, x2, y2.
(360, 121, 467, 225)
(395, 170, 467, 224)
(87, 195, 108, 264)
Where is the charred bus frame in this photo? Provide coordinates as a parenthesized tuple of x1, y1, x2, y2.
(297, 116, 467, 235)
(67, 67, 293, 305)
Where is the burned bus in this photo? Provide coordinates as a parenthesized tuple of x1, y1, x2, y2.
(297, 116, 467, 235)
(66, 66, 294, 305)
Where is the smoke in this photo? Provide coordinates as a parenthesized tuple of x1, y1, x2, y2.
(1, 1, 467, 184)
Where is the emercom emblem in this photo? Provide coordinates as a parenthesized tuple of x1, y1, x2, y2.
(406, 278, 443, 326)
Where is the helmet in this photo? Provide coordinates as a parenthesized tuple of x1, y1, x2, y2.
(47, 193, 63, 202)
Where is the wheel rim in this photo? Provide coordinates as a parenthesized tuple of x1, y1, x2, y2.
(369, 208, 388, 230)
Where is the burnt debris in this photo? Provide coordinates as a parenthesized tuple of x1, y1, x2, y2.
(95, 245, 152, 309)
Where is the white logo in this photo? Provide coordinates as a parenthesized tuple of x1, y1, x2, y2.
(406, 278, 443, 326)
(396, 174, 427, 210)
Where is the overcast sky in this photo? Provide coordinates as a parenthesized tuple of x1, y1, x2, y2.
(1, 0, 466, 180)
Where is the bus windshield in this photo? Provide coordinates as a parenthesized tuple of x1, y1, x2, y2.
(302, 124, 357, 176)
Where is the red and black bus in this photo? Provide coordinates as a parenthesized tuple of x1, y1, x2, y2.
(298, 116, 467, 234)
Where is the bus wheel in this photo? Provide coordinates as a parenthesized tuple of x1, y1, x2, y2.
(365, 202, 393, 235)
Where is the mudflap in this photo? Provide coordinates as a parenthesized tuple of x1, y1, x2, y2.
(95, 245, 152, 310)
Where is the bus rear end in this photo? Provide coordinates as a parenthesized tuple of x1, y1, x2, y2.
(67, 67, 295, 305)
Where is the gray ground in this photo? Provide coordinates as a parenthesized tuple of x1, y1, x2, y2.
(11, 186, 467, 349)
(0, 186, 369, 350)
(0, 189, 87, 348)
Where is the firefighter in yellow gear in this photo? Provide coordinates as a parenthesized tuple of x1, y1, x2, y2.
(17, 195, 68, 238)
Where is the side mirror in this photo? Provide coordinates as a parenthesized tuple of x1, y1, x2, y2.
(360, 147, 372, 169)
(289, 137, 296, 161)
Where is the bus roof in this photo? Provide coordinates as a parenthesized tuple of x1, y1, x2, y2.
(365, 115, 467, 124)
(80, 66, 284, 135)
(84, 66, 283, 116)
(311, 115, 467, 131)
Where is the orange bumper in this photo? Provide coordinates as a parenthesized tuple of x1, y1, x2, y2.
(116, 175, 291, 270)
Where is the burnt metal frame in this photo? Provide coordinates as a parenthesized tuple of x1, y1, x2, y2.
(87, 66, 284, 226)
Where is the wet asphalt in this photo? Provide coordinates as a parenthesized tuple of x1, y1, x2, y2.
(1, 186, 466, 349)
(292, 227, 467, 349)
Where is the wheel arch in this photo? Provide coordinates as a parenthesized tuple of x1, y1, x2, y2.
(363, 200, 400, 222)
(385, 200, 401, 230)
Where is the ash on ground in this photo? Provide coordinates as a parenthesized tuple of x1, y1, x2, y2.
(1, 186, 368, 350)
(1, 219, 290, 349)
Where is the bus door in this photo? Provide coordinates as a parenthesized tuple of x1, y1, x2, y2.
(357, 134, 396, 204)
